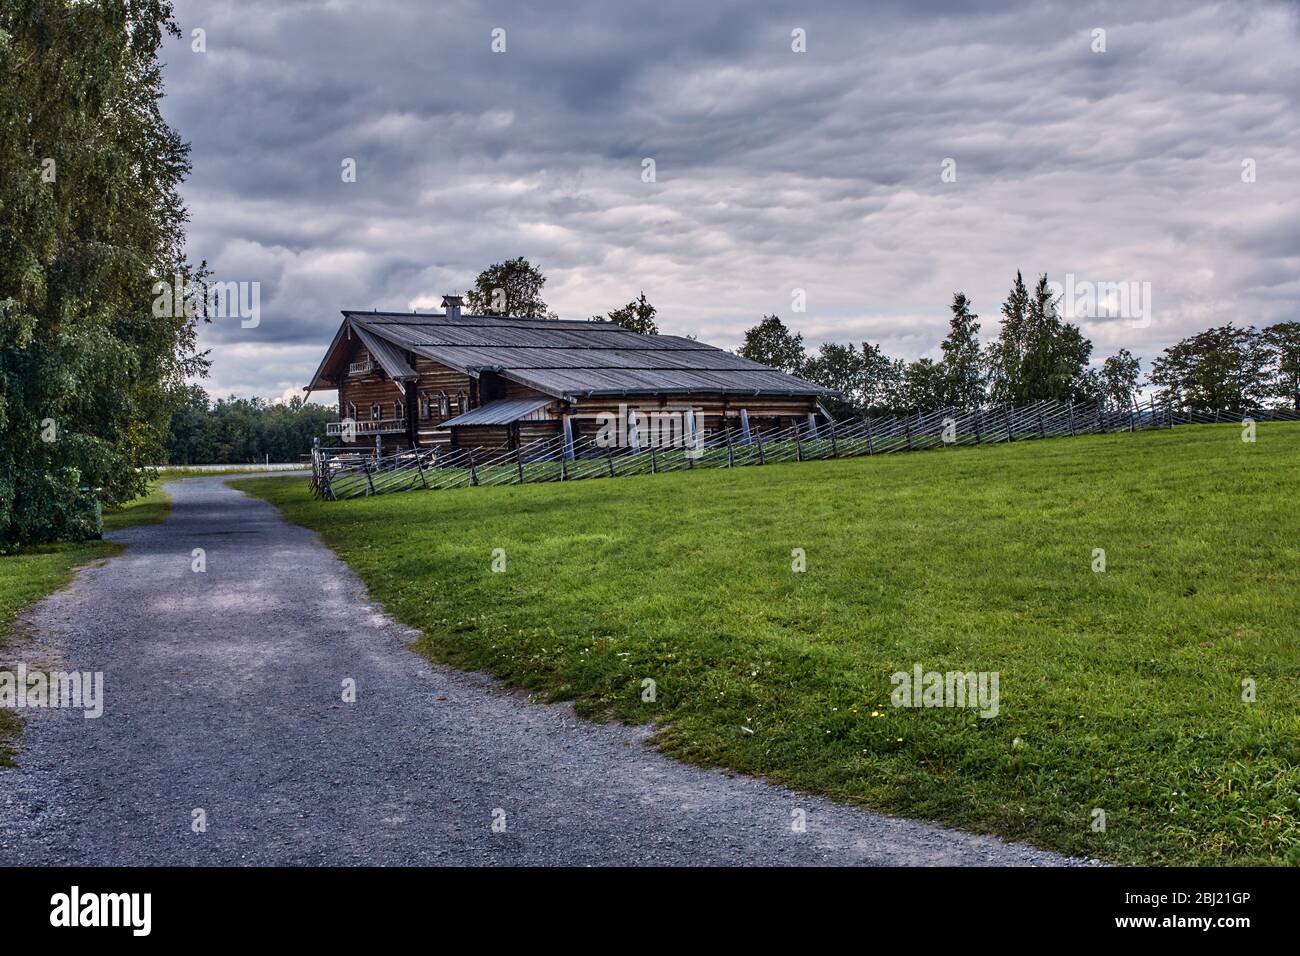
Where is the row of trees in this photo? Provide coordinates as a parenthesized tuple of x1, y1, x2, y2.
(461, 258, 1300, 416)
(739, 272, 1300, 418)
(164, 387, 334, 465)
(1149, 323, 1299, 413)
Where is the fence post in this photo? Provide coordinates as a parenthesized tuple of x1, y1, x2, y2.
(1006, 406, 1014, 442)
(905, 422, 913, 451)
(973, 410, 982, 444)
(363, 458, 375, 496)
(607, 449, 616, 477)
(416, 451, 429, 489)
(755, 428, 766, 464)
(469, 453, 478, 486)
(866, 416, 874, 454)
(516, 446, 525, 483)
(794, 422, 804, 461)
(1067, 401, 1075, 436)
(828, 420, 838, 457)
(650, 445, 657, 473)
(1037, 408, 1045, 439)
(562, 416, 575, 462)
(724, 426, 734, 467)
(560, 446, 567, 481)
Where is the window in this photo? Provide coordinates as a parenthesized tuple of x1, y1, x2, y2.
(419, 394, 430, 420)
(438, 391, 450, 417)
(457, 391, 469, 413)
(370, 402, 381, 421)
(347, 402, 357, 421)
(395, 400, 404, 421)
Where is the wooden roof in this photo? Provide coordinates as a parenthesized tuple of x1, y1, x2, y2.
(438, 397, 554, 427)
(306, 310, 834, 400)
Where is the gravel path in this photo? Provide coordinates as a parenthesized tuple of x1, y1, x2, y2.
(0, 476, 1083, 866)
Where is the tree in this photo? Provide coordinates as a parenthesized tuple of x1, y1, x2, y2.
(1, 0, 205, 549)
(737, 315, 808, 376)
(603, 292, 658, 335)
(804, 343, 866, 418)
(984, 271, 1030, 406)
(899, 358, 947, 413)
(1045, 322, 1098, 403)
(165, 385, 216, 465)
(987, 272, 1095, 404)
(1148, 324, 1273, 412)
(802, 340, 908, 417)
(940, 292, 983, 408)
(464, 257, 551, 318)
(1264, 321, 1300, 411)
(861, 343, 904, 414)
(1099, 349, 1141, 410)
(1021, 274, 1095, 403)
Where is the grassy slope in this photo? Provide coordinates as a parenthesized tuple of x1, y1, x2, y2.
(0, 482, 172, 763)
(233, 424, 1300, 865)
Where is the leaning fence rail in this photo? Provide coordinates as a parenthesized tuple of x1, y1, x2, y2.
(308, 399, 1300, 500)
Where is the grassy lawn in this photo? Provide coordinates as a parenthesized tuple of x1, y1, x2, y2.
(0, 481, 172, 764)
(233, 423, 1300, 865)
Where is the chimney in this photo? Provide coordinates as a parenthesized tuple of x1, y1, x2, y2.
(441, 294, 463, 321)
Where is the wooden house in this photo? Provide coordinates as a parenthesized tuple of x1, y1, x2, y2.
(304, 296, 833, 452)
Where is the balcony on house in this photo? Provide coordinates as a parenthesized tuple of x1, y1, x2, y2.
(348, 359, 374, 376)
(326, 418, 407, 437)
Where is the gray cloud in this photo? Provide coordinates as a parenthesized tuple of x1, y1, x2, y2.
(163, 0, 1300, 399)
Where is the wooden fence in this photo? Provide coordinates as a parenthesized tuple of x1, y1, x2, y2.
(308, 398, 1299, 501)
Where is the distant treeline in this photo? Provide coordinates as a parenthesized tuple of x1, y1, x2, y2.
(737, 271, 1300, 419)
(165, 386, 334, 465)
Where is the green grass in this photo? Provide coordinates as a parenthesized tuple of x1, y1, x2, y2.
(234, 423, 1300, 865)
(0, 481, 172, 764)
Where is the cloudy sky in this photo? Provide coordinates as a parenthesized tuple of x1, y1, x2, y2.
(161, 0, 1300, 403)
